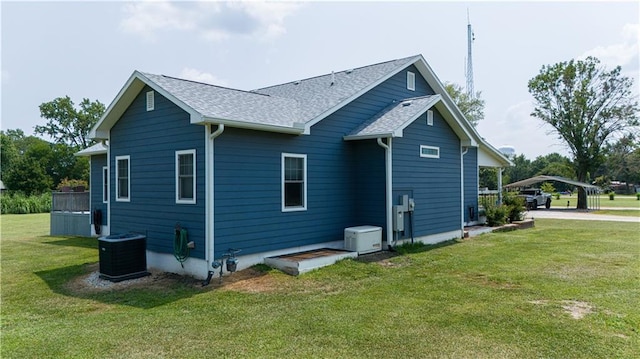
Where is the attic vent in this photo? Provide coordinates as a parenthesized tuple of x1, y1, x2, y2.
(330, 71, 335, 86)
(294, 81, 300, 85)
(345, 69, 353, 74)
(146, 91, 155, 111)
(407, 71, 415, 91)
(427, 110, 433, 126)
(402, 100, 412, 107)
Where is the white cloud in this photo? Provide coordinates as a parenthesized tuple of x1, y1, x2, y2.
(120, 0, 302, 42)
(179, 68, 228, 86)
(580, 23, 639, 69)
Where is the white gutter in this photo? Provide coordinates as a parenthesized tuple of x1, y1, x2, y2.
(461, 145, 469, 235)
(377, 137, 393, 246)
(206, 124, 225, 273)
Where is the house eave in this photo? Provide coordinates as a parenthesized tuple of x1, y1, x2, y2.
(195, 117, 305, 135)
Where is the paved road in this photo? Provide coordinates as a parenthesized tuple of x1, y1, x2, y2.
(524, 208, 640, 223)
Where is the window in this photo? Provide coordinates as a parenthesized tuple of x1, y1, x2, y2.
(407, 71, 415, 91)
(146, 91, 154, 111)
(102, 166, 108, 203)
(420, 145, 440, 159)
(176, 149, 196, 204)
(115, 155, 130, 201)
(282, 153, 307, 211)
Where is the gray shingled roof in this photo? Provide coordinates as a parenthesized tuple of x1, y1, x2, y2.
(347, 95, 441, 139)
(253, 55, 422, 124)
(142, 73, 302, 128)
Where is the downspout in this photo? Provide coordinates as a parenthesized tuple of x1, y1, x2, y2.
(205, 124, 224, 281)
(497, 167, 503, 205)
(461, 146, 469, 236)
(377, 137, 393, 248)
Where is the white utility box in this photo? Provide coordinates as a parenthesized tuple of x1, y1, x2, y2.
(344, 226, 382, 254)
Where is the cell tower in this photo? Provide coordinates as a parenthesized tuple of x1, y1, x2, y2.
(466, 10, 475, 98)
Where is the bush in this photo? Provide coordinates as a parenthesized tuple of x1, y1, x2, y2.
(503, 192, 525, 222)
(0, 192, 51, 214)
(609, 192, 615, 200)
(484, 202, 507, 227)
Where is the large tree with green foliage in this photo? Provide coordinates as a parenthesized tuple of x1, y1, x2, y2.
(528, 57, 639, 208)
(445, 82, 485, 127)
(35, 96, 105, 149)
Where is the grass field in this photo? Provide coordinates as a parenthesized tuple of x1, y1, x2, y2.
(1, 214, 638, 358)
(551, 194, 640, 209)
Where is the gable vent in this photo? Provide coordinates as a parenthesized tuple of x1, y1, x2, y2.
(427, 110, 433, 126)
(146, 91, 155, 111)
(407, 71, 415, 91)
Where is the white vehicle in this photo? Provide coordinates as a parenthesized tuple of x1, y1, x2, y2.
(519, 189, 552, 210)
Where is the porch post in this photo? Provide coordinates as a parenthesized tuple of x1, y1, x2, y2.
(497, 167, 503, 204)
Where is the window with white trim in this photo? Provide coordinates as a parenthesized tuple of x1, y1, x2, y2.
(146, 91, 154, 111)
(115, 155, 130, 201)
(407, 71, 415, 91)
(176, 149, 196, 204)
(102, 166, 108, 203)
(282, 153, 307, 211)
(420, 145, 440, 159)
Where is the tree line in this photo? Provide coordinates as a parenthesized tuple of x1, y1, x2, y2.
(1, 97, 105, 196)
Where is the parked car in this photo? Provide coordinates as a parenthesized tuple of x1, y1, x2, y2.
(519, 189, 552, 210)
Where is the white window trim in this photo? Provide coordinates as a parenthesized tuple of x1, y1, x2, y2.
(115, 155, 130, 202)
(102, 166, 109, 203)
(146, 91, 154, 111)
(281, 153, 307, 212)
(407, 71, 416, 91)
(420, 145, 440, 159)
(176, 149, 196, 204)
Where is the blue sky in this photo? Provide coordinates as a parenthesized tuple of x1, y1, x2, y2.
(1, 1, 638, 159)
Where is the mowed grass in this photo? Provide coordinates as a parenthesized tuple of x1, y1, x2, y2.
(1, 214, 639, 358)
(551, 194, 640, 209)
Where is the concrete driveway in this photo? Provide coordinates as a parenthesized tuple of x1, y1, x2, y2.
(524, 208, 640, 223)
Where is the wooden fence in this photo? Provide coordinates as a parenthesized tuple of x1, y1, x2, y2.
(51, 191, 90, 212)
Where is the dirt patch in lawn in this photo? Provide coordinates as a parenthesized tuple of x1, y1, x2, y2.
(528, 299, 594, 319)
(66, 263, 279, 294)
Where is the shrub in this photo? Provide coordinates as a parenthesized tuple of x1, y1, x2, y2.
(609, 192, 615, 200)
(484, 202, 507, 227)
(0, 192, 51, 214)
(503, 192, 525, 222)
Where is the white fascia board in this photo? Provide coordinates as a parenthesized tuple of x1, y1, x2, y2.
(90, 71, 204, 140)
(343, 132, 394, 141)
(302, 56, 421, 135)
(196, 117, 305, 135)
(433, 101, 476, 147)
(90, 72, 145, 140)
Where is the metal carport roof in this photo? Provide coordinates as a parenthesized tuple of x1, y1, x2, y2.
(504, 175, 602, 210)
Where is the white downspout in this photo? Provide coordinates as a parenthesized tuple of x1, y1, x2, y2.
(206, 124, 224, 273)
(377, 137, 393, 247)
(461, 145, 469, 236)
(497, 167, 503, 204)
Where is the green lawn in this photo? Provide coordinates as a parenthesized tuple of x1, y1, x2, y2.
(551, 194, 640, 209)
(1, 214, 638, 358)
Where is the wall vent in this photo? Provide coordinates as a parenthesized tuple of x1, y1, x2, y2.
(427, 110, 433, 126)
(407, 71, 415, 91)
(146, 91, 154, 111)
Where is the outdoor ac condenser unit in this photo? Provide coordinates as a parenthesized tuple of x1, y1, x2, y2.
(344, 226, 382, 254)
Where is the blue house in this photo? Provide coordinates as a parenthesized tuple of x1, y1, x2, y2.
(80, 55, 511, 279)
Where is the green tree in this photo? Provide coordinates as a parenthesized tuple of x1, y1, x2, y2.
(0, 132, 19, 181)
(35, 96, 105, 149)
(601, 135, 640, 192)
(528, 57, 639, 209)
(504, 154, 533, 183)
(3, 157, 53, 195)
(445, 82, 485, 127)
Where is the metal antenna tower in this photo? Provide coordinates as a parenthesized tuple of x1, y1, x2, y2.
(466, 9, 475, 98)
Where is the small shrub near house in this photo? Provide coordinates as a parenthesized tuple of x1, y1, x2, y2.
(483, 202, 507, 227)
(503, 192, 525, 223)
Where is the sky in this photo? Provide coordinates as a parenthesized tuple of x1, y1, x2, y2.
(1, 1, 638, 160)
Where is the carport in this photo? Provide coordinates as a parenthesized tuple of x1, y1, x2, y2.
(504, 175, 602, 210)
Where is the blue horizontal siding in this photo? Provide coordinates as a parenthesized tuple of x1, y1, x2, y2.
(90, 154, 108, 225)
(464, 147, 478, 222)
(109, 86, 206, 258)
(392, 109, 462, 239)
